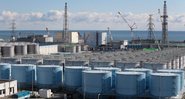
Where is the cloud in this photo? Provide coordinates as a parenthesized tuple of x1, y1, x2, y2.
(0, 10, 185, 30)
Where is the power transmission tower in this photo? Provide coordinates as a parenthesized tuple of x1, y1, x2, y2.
(147, 14, 155, 40)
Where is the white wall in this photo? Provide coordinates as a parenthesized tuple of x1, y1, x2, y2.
(71, 32, 79, 43)
(39, 45, 58, 55)
(0, 80, 17, 98)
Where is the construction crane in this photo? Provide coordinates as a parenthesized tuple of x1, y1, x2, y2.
(118, 12, 137, 41)
(107, 27, 113, 47)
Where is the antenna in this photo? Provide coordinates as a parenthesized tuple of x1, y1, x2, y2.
(46, 27, 50, 36)
(107, 27, 113, 47)
(118, 11, 137, 40)
(11, 20, 16, 41)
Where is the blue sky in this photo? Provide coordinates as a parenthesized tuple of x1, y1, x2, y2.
(0, 0, 185, 30)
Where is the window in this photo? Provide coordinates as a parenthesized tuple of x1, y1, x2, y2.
(10, 88, 12, 92)
(2, 89, 5, 94)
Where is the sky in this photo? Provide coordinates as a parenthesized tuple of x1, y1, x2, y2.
(0, 0, 185, 30)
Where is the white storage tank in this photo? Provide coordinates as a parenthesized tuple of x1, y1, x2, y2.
(1, 45, 14, 57)
(43, 59, 63, 65)
(0, 63, 11, 79)
(94, 67, 121, 88)
(64, 66, 91, 90)
(89, 61, 114, 67)
(116, 62, 140, 70)
(37, 65, 63, 89)
(11, 64, 36, 88)
(21, 58, 43, 65)
(65, 60, 89, 66)
(166, 61, 172, 69)
(14, 43, 27, 55)
(124, 68, 152, 89)
(27, 43, 39, 54)
(143, 62, 166, 71)
(171, 59, 177, 69)
(0, 57, 20, 64)
(115, 72, 146, 96)
(150, 73, 181, 97)
(82, 70, 111, 98)
(157, 69, 184, 90)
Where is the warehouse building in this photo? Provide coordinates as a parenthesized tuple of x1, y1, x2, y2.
(0, 80, 17, 98)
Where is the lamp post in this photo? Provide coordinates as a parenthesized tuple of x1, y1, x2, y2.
(98, 93, 101, 99)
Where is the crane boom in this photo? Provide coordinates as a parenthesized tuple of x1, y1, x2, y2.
(118, 11, 137, 40)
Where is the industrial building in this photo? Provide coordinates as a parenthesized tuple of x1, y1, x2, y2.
(0, 80, 17, 98)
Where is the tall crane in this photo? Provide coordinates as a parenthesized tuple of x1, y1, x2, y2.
(118, 12, 137, 41)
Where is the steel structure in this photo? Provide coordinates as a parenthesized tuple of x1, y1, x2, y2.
(161, 1, 168, 44)
(147, 15, 155, 40)
(63, 2, 69, 43)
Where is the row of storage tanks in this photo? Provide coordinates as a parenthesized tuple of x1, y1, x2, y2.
(0, 63, 184, 98)
(0, 42, 39, 57)
(1, 57, 185, 71)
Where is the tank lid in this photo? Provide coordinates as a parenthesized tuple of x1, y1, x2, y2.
(65, 66, 90, 69)
(0, 63, 11, 65)
(151, 73, 178, 76)
(83, 70, 110, 74)
(94, 67, 121, 71)
(12, 64, 36, 66)
(116, 71, 145, 75)
(125, 68, 152, 71)
(37, 65, 60, 67)
(157, 69, 183, 72)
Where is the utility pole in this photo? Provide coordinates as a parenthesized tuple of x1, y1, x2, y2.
(107, 27, 113, 48)
(161, 1, 168, 44)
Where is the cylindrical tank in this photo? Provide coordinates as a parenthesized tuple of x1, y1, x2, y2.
(175, 58, 179, 69)
(14, 43, 27, 55)
(89, 61, 114, 67)
(0, 63, 11, 79)
(94, 67, 121, 88)
(171, 59, 176, 69)
(179, 56, 183, 69)
(166, 61, 172, 69)
(157, 69, 184, 90)
(1, 45, 14, 57)
(11, 64, 36, 88)
(0, 58, 20, 64)
(124, 68, 152, 89)
(43, 59, 63, 65)
(150, 73, 180, 97)
(65, 60, 89, 66)
(116, 62, 140, 70)
(116, 72, 146, 96)
(82, 70, 111, 98)
(143, 63, 166, 71)
(64, 66, 91, 90)
(21, 58, 43, 65)
(27, 43, 39, 54)
(37, 65, 63, 89)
